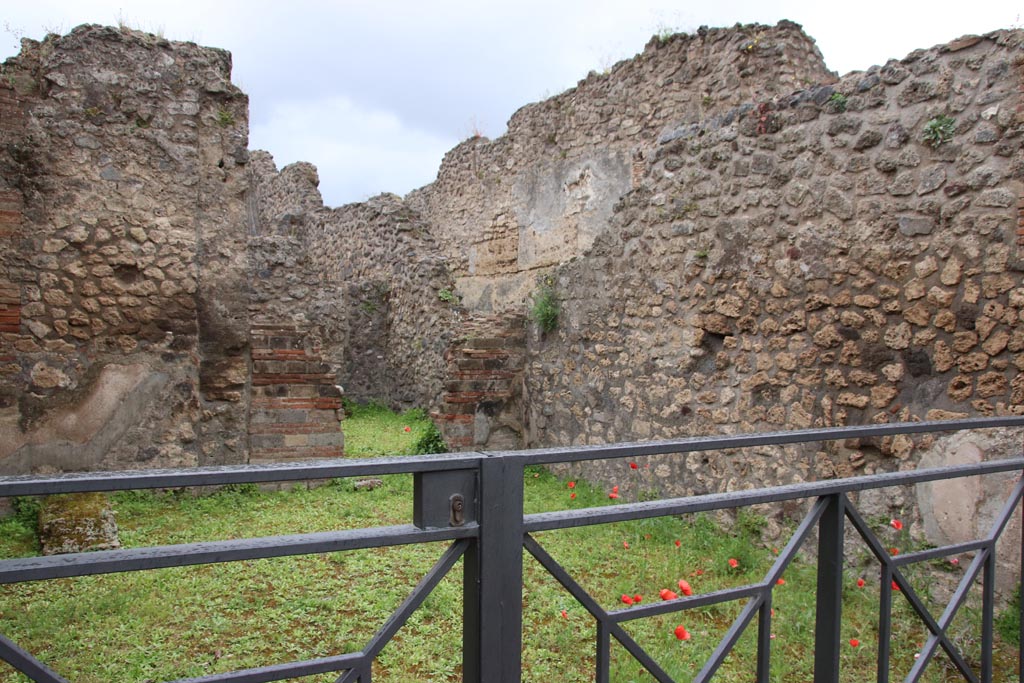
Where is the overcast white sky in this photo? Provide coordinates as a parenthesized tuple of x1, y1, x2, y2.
(2, 1, 1020, 207)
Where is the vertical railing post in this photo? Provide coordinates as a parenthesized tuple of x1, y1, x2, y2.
(463, 454, 524, 683)
(756, 593, 773, 682)
(813, 494, 845, 683)
(596, 621, 610, 683)
(982, 549, 995, 683)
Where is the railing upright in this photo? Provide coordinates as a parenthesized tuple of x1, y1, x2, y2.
(464, 455, 524, 683)
(814, 493, 845, 683)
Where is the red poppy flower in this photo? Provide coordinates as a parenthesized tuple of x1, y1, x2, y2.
(849, 638, 859, 647)
(890, 519, 903, 531)
(561, 609, 568, 619)
(891, 580, 900, 591)
(674, 539, 681, 548)
(403, 426, 411, 432)
(609, 493, 619, 499)
(678, 579, 693, 596)
(570, 492, 576, 500)
(633, 594, 642, 603)
(674, 625, 691, 641)
(728, 558, 739, 569)
(621, 594, 634, 606)
(659, 589, 678, 601)
(856, 578, 865, 588)
(890, 548, 899, 555)
(567, 481, 576, 489)
(623, 541, 630, 549)
(776, 578, 785, 586)
(612, 485, 619, 494)
(629, 462, 639, 469)
(950, 557, 959, 566)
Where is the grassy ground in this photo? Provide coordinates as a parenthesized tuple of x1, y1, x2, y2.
(0, 404, 1017, 682)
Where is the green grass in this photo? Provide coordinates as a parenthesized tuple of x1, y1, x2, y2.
(342, 401, 445, 457)
(0, 408, 1018, 682)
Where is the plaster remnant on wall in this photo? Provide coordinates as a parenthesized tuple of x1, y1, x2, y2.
(0, 363, 170, 473)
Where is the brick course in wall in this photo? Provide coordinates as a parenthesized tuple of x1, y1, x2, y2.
(248, 323, 343, 463)
(435, 314, 526, 450)
(0, 84, 26, 369)
(1018, 53, 1024, 254)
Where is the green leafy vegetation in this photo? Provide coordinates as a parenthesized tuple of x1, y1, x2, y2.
(655, 24, 677, 44)
(529, 276, 559, 334)
(215, 108, 235, 127)
(828, 92, 848, 112)
(0, 406, 1015, 681)
(341, 400, 447, 457)
(996, 586, 1020, 646)
(922, 114, 956, 148)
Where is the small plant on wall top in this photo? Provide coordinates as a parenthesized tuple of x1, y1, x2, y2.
(529, 275, 559, 334)
(922, 114, 956, 147)
(216, 108, 235, 127)
(827, 92, 847, 113)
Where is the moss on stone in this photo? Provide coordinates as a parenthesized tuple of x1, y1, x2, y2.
(38, 492, 120, 555)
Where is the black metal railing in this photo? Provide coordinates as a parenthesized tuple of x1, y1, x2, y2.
(1, 416, 1023, 682)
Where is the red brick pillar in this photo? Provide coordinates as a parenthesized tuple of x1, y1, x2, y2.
(435, 314, 526, 451)
(1017, 56, 1024, 256)
(248, 323, 344, 463)
(0, 85, 27, 346)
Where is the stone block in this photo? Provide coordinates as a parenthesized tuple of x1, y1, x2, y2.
(39, 493, 120, 555)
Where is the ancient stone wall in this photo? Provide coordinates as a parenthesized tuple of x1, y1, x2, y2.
(2, 18, 1022, 531)
(526, 29, 1024, 516)
(407, 21, 837, 313)
(249, 154, 461, 411)
(0, 25, 255, 472)
(246, 152, 346, 462)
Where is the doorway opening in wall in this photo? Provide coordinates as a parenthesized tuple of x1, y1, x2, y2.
(340, 399, 447, 458)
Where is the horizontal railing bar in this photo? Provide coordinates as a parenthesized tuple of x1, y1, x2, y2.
(0, 453, 485, 497)
(611, 583, 764, 623)
(501, 417, 1024, 465)
(4, 418, 1021, 498)
(166, 651, 366, 683)
(893, 541, 987, 567)
(0, 524, 478, 584)
(524, 457, 1024, 532)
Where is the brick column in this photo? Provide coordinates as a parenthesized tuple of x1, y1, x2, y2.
(435, 314, 526, 450)
(248, 323, 344, 463)
(1017, 55, 1024, 256)
(0, 86, 27, 340)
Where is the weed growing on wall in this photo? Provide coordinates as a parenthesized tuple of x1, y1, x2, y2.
(529, 276, 559, 334)
(215, 108, 235, 127)
(922, 114, 956, 147)
(827, 92, 848, 112)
